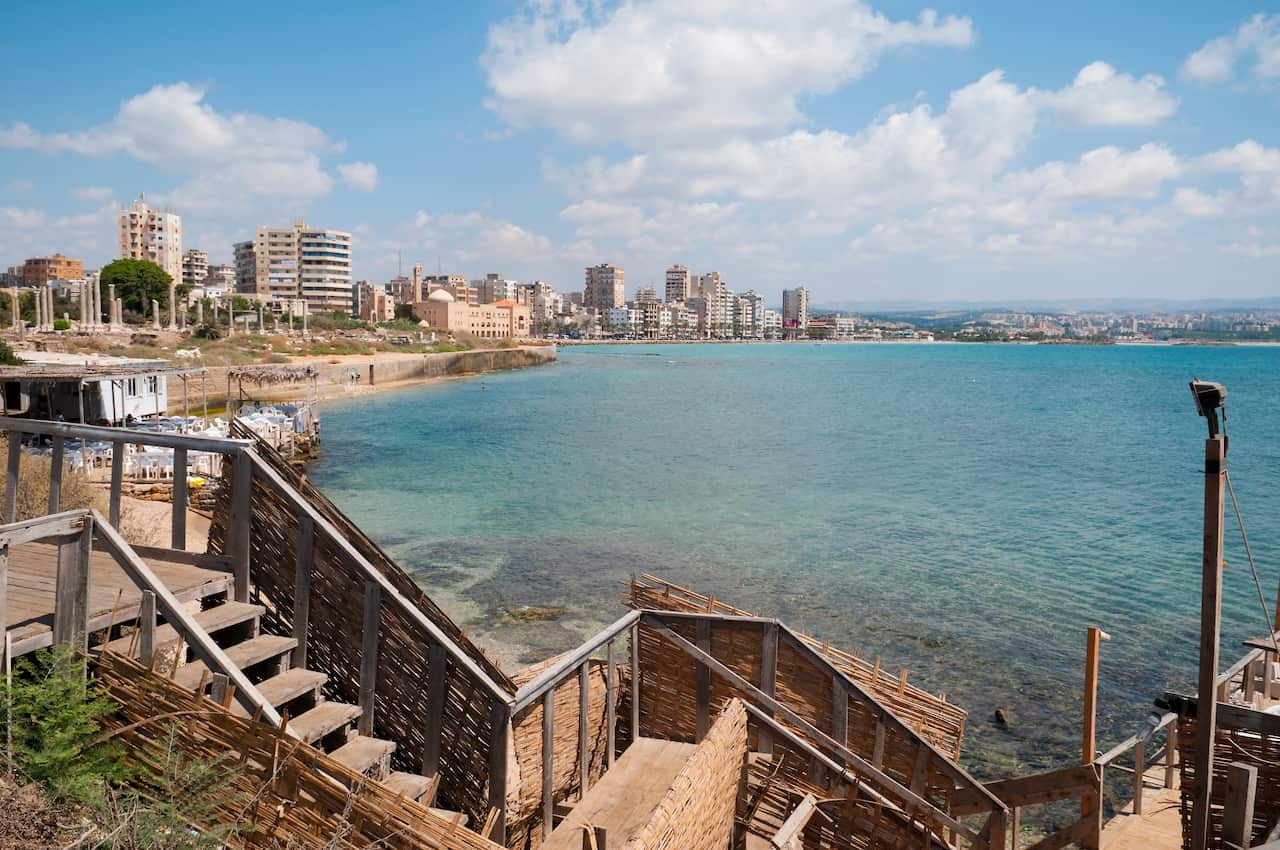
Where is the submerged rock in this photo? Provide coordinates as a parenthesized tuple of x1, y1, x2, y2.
(994, 707, 1012, 728)
(501, 605, 566, 622)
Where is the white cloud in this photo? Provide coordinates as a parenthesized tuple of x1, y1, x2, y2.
(483, 0, 973, 144)
(1182, 13, 1280, 82)
(70, 186, 113, 202)
(0, 203, 119, 264)
(338, 161, 379, 192)
(1172, 187, 1227, 218)
(1040, 61, 1177, 127)
(1222, 226, 1280, 258)
(0, 82, 344, 214)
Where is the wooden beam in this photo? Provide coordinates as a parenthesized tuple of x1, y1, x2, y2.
(606, 640, 616, 767)
(108, 442, 124, 528)
(696, 618, 711, 741)
(358, 580, 381, 735)
(488, 699, 509, 845)
(1223, 761, 1257, 850)
(1133, 739, 1146, 815)
(227, 451, 252, 604)
(952, 764, 1100, 815)
(512, 610, 640, 711)
(1192, 435, 1227, 850)
(291, 514, 313, 669)
(210, 672, 229, 706)
(759, 622, 778, 756)
(170, 447, 187, 550)
(832, 675, 849, 747)
(0, 416, 249, 453)
(770, 793, 818, 849)
(579, 660, 590, 798)
(422, 642, 447, 777)
(542, 688, 555, 839)
(4, 434, 20, 523)
(52, 513, 91, 650)
(0, 544, 7, 651)
(47, 436, 63, 514)
(630, 622, 640, 740)
(138, 590, 156, 666)
(872, 720, 886, 770)
(641, 614, 987, 845)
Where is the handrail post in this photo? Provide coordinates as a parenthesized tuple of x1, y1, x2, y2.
(695, 618, 711, 741)
(139, 589, 156, 666)
(422, 642, 447, 777)
(358, 580, 381, 736)
(488, 698, 509, 845)
(606, 639, 616, 767)
(542, 689, 555, 838)
(578, 660, 590, 798)
(171, 447, 187, 550)
(630, 622, 640, 742)
(1133, 739, 1146, 815)
(108, 440, 123, 528)
(4, 434, 20, 523)
(759, 622, 778, 756)
(48, 436, 63, 514)
(291, 514, 313, 669)
(52, 513, 91, 651)
(1165, 724, 1178, 789)
(227, 451, 252, 603)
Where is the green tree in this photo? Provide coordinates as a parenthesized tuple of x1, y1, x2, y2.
(99, 258, 179, 316)
(394, 302, 417, 321)
(229, 295, 253, 313)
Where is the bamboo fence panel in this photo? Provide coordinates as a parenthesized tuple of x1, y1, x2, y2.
(507, 656, 625, 849)
(621, 699, 747, 850)
(627, 575, 965, 759)
(1176, 711, 1280, 850)
(206, 430, 508, 825)
(93, 651, 503, 850)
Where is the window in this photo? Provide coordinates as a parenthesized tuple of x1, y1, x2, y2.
(145, 376, 158, 394)
(126, 378, 138, 398)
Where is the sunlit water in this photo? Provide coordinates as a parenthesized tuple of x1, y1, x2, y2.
(309, 342, 1280, 779)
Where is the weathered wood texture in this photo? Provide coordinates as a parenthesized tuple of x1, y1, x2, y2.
(509, 655, 628, 849)
(94, 651, 503, 850)
(206, 427, 513, 826)
(1176, 705, 1280, 850)
(619, 699, 746, 850)
(627, 574, 966, 759)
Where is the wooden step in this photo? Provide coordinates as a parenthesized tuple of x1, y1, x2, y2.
(290, 701, 362, 744)
(97, 601, 264, 657)
(231, 668, 327, 717)
(330, 735, 395, 778)
(384, 771, 434, 802)
(172, 634, 297, 690)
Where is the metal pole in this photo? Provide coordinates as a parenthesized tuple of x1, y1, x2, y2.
(1191, 434, 1227, 850)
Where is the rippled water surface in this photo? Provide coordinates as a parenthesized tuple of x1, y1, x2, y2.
(309, 342, 1280, 778)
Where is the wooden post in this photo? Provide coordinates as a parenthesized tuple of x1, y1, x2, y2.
(4, 435, 20, 523)
(228, 451, 252, 603)
(1081, 624, 1109, 822)
(1223, 761, 1257, 850)
(695, 618, 711, 742)
(210, 673, 229, 706)
(872, 720, 886, 770)
(579, 660, 590, 798)
(358, 580, 381, 735)
(488, 699, 509, 845)
(171, 447, 187, 550)
(630, 622, 640, 741)
(1011, 806, 1021, 850)
(48, 436, 63, 514)
(138, 590, 156, 666)
(1165, 725, 1178, 789)
(108, 441, 124, 528)
(422, 642, 447, 777)
(53, 514, 92, 650)
(0, 545, 6, 652)
(759, 622, 778, 756)
(1133, 739, 1146, 815)
(605, 640, 617, 767)
(291, 514, 313, 669)
(542, 689, 555, 838)
(984, 809, 1006, 850)
(1192, 435, 1227, 850)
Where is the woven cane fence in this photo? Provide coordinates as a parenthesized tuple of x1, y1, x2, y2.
(627, 574, 966, 759)
(93, 651, 504, 850)
(507, 656, 630, 849)
(1175, 700, 1280, 850)
(621, 698, 746, 850)
(207, 428, 513, 825)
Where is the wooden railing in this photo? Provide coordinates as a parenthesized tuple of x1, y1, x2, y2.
(1095, 711, 1179, 819)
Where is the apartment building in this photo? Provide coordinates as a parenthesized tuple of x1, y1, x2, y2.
(693, 272, 731, 337)
(475, 274, 522, 304)
(234, 220, 352, 311)
(21, 254, 83, 286)
(584, 264, 625, 312)
(182, 249, 208, 287)
(665, 265, 691, 304)
(782, 287, 810, 335)
(119, 195, 182, 282)
(424, 273, 474, 305)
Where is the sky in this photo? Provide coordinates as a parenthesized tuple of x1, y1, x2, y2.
(2, 1, 1279, 305)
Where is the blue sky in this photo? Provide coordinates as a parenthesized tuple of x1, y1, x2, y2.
(2, 1, 1279, 304)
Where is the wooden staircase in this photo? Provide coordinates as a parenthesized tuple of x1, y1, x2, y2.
(95, 581, 444, 809)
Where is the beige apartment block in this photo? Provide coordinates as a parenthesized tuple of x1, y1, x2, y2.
(21, 254, 83, 286)
(119, 195, 182, 282)
(584, 263, 625, 312)
(234, 220, 352, 312)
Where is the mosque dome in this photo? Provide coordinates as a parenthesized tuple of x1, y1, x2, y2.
(426, 288, 455, 302)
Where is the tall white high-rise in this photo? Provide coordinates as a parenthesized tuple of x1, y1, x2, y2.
(119, 195, 183, 283)
(234, 220, 352, 311)
(782, 287, 809, 335)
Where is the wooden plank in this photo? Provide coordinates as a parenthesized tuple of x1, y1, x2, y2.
(138, 590, 156, 665)
(51, 515, 91, 649)
(228, 451, 252, 604)
(759, 622, 778, 756)
(291, 514, 313, 669)
(358, 580, 381, 736)
(770, 793, 818, 849)
(0, 545, 7, 651)
(1024, 815, 1095, 850)
(130, 545, 231, 569)
(1133, 739, 1146, 816)
(630, 622, 640, 741)
(488, 699, 509, 845)
(423, 641, 448, 777)
(1223, 761, 1257, 850)
(210, 672, 229, 706)
(4, 433, 20, 523)
(872, 720, 886, 770)
(579, 661, 590, 798)
(695, 618, 711, 742)
(0, 417, 250, 453)
(543, 688, 555, 839)
(606, 640, 616, 767)
(832, 675, 849, 747)
(641, 614, 985, 844)
(952, 763, 1100, 815)
(47, 436, 63, 514)
(512, 610, 640, 711)
(108, 442, 123, 528)
(170, 447, 187, 550)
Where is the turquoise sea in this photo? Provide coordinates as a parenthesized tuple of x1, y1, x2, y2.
(309, 342, 1280, 779)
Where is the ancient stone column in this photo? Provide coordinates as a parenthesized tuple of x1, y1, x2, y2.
(47, 286, 54, 330)
(115, 299, 123, 327)
(258, 306, 264, 333)
(196, 300, 204, 325)
(11, 288, 19, 337)
(151, 300, 161, 330)
(168, 283, 177, 330)
(107, 285, 117, 328)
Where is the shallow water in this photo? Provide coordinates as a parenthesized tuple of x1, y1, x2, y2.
(310, 342, 1280, 778)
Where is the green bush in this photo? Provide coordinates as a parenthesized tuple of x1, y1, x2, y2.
(0, 340, 23, 365)
(52, 318, 70, 331)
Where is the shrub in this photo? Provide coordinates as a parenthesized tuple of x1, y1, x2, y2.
(52, 319, 70, 331)
(193, 324, 221, 340)
(0, 341, 23, 365)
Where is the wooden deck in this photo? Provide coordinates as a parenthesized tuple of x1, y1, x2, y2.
(6, 541, 233, 657)
(543, 737, 697, 850)
(1100, 761, 1182, 850)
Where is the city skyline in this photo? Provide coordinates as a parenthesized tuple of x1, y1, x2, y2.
(2, 3, 1280, 301)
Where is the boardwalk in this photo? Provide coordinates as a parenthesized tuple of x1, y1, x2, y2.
(6, 541, 232, 656)
(1100, 761, 1182, 850)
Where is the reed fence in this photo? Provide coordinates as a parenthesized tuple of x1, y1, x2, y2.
(93, 651, 504, 850)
